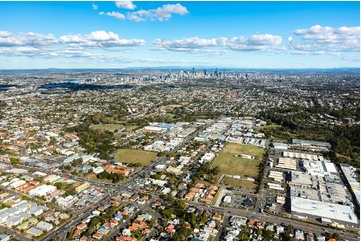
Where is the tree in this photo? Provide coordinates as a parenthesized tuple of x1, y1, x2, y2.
(54, 182, 64, 190)
(211, 166, 221, 175)
(161, 208, 173, 219)
(65, 189, 76, 196)
(133, 229, 143, 240)
(67, 229, 74, 240)
(176, 200, 187, 210)
(331, 233, 340, 240)
(186, 212, 197, 227)
(97, 171, 110, 180)
(89, 217, 101, 229)
(263, 229, 274, 240)
(198, 213, 208, 224)
(10, 157, 20, 165)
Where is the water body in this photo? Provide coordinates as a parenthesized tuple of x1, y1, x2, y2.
(39, 82, 134, 91)
(0, 84, 17, 91)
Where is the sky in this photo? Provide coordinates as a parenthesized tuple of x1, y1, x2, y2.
(0, 1, 359, 69)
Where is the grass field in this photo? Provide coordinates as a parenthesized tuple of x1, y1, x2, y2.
(221, 177, 256, 190)
(336, 153, 351, 160)
(90, 124, 122, 131)
(114, 149, 157, 165)
(255, 124, 282, 131)
(211, 143, 264, 177)
(125, 125, 138, 131)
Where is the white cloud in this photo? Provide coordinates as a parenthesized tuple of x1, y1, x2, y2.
(99, 12, 104, 15)
(127, 13, 144, 22)
(153, 34, 282, 52)
(106, 11, 126, 20)
(115, 1, 136, 10)
(60, 31, 145, 48)
(0, 31, 58, 47)
(155, 3, 189, 21)
(227, 34, 282, 51)
(127, 3, 189, 22)
(153, 37, 227, 52)
(291, 25, 360, 52)
(0, 30, 145, 59)
(92, 4, 98, 10)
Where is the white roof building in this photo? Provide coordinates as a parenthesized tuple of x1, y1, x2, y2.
(92, 167, 104, 174)
(291, 197, 359, 225)
(36, 221, 53, 231)
(273, 142, 288, 150)
(28, 185, 57, 197)
(223, 196, 232, 203)
(10, 180, 26, 189)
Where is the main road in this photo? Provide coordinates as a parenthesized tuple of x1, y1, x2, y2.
(186, 201, 359, 241)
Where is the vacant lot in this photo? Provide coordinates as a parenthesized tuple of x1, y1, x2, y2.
(114, 149, 157, 165)
(221, 177, 256, 190)
(90, 124, 122, 131)
(211, 143, 264, 177)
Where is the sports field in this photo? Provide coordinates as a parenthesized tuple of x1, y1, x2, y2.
(90, 124, 122, 131)
(211, 143, 264, 177)
(114, 149, 157, 165)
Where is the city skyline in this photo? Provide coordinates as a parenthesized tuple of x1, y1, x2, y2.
(0, 1, 359, 69)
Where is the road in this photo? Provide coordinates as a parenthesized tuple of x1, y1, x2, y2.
(103, 200, 153, 241)
(7, 121, 360, 241)
(41, 193, 114, 241)
(214, 214, 229, 241)
(43, 128, 204, 241)
(0, 224, 32, 241)
(17, 163, 117, 191)
(186, 201, 359, 241)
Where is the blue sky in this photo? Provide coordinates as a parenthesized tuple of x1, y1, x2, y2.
(0, 1, 359, 69)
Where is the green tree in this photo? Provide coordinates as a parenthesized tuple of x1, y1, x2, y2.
(54, 182, 64, 190)
(10, 157, 20, 165)
(331, 233, 340, 240)
(89, 217, 101, 229)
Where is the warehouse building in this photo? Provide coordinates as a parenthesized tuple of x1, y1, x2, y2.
(291, 197, 359, 225)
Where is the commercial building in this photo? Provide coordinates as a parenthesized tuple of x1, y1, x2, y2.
(36, 221, 53, 231)
(269, 171, 283, 182)
(283, 151, 322, 161)
(272, 142, 288, 150)
(0, 233, 10, 241)
(290, 171, 314, 187)
(301, 160, 338, 177)
(27, 227, 43, 237)
(75, 182, 90, 193)
(28, 185, 57, 197)
(292, 139, 331, 149)
(276, 157, 297, 170)
(291, 197, 359, 225)
(340, 164, 360, 207)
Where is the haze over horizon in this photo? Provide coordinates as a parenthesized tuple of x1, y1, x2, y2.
(0, 1, 359, 69)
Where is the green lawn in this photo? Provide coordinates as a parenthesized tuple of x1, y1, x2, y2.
(221, 177, 256, 190)
(125, 125, 138, 131)
(211, 143, 264, 177)
(336, 153, 351, 160)
(114, 149, 157, 165)
(90, 124, 122, 131)
(255, 124, 282, 131)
